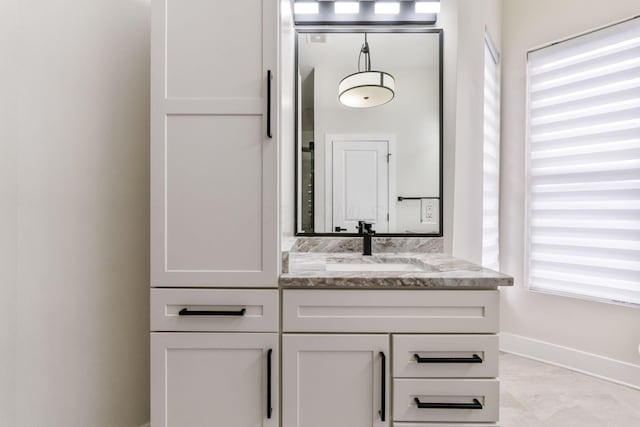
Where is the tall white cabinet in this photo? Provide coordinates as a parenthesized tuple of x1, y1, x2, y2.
(150, 0, 281, 426)
(150, 0, 278, 287)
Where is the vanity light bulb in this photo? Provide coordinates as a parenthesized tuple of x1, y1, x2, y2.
(374, 2, 400, 15)
(335, 2, 359, 14)
(415, 2, 441, 14)
(294, 2, 319, 15)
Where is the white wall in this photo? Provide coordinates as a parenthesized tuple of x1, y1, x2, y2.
(501, 0, 640, 365)
(450, 0, 502, 263)
(313, 65, 440, 233)
(0, 1, 151, 425)
(280, 0, 296, 240)
(0, 3, 20, 424)
(439, 0, 459, 253)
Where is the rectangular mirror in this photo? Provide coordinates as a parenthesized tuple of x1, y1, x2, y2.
(295, 29, 443, 236)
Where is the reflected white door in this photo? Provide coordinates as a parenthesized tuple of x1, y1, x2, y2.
(332, 140, 390, 233)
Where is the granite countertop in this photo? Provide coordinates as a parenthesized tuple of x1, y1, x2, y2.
(279, 252, 514, 289)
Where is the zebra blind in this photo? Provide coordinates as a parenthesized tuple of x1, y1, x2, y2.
(483, 35, 501, 271)
(526, 17, 640, 305)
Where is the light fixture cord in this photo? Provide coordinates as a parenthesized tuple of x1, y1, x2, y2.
(358, 33, 372, 72)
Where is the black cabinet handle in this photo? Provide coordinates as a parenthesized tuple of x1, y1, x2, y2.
(334, 226, 347, 232)
(267, 349, 273, 419)
(178, 308, 246, 316)
(379, 352, 386, 421)
(267, 70, 273, 139)
(414, 354, 483, 364)
(414, 397, 483, 410)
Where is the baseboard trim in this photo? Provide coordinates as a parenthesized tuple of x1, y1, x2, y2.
(500, 333, 640, 390)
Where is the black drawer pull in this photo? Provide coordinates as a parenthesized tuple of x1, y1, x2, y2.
(267, 349, 273, 419)
(267, 70, 273, 139)
(414, 397, 483, 410)
(379, 352, 386, 421)
(414, 354, 483, 364)
(178, 308, 246, 316)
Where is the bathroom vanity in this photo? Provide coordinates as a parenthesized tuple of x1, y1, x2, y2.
(151, 236, 512, 427)
(149, 1, 513, 426)
(279, 238, 511, 427)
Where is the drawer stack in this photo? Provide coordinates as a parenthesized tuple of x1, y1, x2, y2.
(392, 335, 500, 426)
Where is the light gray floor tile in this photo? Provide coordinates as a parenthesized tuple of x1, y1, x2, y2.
(500, 353, 640, 426)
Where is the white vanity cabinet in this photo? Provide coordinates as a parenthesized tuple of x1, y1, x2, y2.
(282, 290, 501, 427)
(150, 0, 279, 287)
(151, 333, 278, 427)
(282, 334, 390, 427)
(150, 289, 280, 427)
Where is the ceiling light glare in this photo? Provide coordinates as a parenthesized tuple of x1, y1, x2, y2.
(374, 2, 400, 15)
(415, 2, 441, 14)
(294, 2, 319, 15)
(335, 2, 359, 14)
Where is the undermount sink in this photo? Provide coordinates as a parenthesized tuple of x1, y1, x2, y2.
(326, 262, 424, 272)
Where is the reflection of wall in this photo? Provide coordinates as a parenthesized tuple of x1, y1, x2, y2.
(300, 131, 314, 231)
(299, 71, 315, 232)
(301, 71, 315, 132)
(312, 66, 440, 232)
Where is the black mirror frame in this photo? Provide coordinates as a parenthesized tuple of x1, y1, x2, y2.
(294, 27, 444, 237)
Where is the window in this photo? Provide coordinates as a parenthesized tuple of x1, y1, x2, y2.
(483, 33, 501, 271)
(525, 17, 640, 305)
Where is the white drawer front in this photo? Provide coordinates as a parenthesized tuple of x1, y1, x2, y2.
(283, 290, 498, 333)
(151, 289, 278, 332)
(393, 379, 499, 423)
(393, 335, 499, 378)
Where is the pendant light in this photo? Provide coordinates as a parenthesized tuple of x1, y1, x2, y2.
(338, 33, 395, 108)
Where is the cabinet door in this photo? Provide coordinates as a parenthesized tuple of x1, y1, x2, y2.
(151, 333, 278, 427)
(150, 0, 278, 287)
(282, 334, 389, 427)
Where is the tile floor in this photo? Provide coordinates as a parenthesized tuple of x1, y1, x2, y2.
(500, 353, 640, 426)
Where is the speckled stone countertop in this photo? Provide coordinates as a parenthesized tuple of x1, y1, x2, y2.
(280, 245, 513, 289)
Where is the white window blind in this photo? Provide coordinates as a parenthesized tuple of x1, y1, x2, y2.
(483, 34, 501, 270)
(526, 17, 640, 305)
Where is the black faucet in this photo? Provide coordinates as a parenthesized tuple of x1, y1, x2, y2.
(357, 221, 376, 256)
